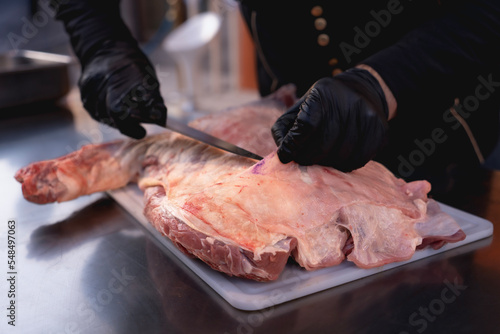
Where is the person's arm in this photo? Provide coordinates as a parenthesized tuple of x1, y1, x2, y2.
(362, 0, 500, 117)
(52, 0, 167, 139)
(272, 0, 500, 172)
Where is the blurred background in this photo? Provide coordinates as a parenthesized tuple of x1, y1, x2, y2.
(0, 0, 260, 119)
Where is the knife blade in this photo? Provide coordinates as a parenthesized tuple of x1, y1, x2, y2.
(165, 117, 263, 160)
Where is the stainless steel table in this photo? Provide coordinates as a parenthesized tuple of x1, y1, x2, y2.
(1, 91, 500, 334)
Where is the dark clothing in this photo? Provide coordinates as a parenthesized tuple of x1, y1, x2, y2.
(239, 0, 500, 192)
(51, 0, 137, 66)
(239, 0, 445, 97)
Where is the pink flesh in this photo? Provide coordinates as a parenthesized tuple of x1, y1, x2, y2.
(14, 85, 466, 281)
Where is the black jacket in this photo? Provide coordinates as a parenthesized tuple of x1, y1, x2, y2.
(240, 0, 500, 185)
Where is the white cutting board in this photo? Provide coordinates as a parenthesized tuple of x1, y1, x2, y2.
(108, 185, 493, 311)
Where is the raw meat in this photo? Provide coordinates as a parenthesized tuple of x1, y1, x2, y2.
(189, 84, 297, 157)
(15, 86, 466, 281)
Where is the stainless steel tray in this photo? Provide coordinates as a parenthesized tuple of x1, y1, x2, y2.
(0, 50, 73, 109)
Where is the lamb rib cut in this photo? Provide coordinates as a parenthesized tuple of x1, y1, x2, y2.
(15, 85, 466, 281)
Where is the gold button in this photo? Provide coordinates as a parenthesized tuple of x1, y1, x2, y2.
(328, 58, 339, 66)
(314, 18, 327, 30)
(311, 6, 323, 17)
(332, 68, 343, 76)
(317, 34, 330, 46)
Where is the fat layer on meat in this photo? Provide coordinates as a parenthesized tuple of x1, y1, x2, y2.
(14, 85, 466, 281)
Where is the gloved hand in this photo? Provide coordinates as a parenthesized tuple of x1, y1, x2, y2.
(79, 41, 167, 139)
(54, 0, 166, 139)
(271, 68, 389, 172)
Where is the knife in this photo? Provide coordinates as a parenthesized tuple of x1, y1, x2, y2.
(164, 117, 263, 160)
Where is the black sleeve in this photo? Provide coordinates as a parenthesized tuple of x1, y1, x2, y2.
(51, 0, 137, 65)
(362, 0, 500, 113)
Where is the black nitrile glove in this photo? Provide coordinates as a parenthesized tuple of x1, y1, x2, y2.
(53, 0, 166, 139)
(79, 41, 166, 139)
(272, 68, 389, 172)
